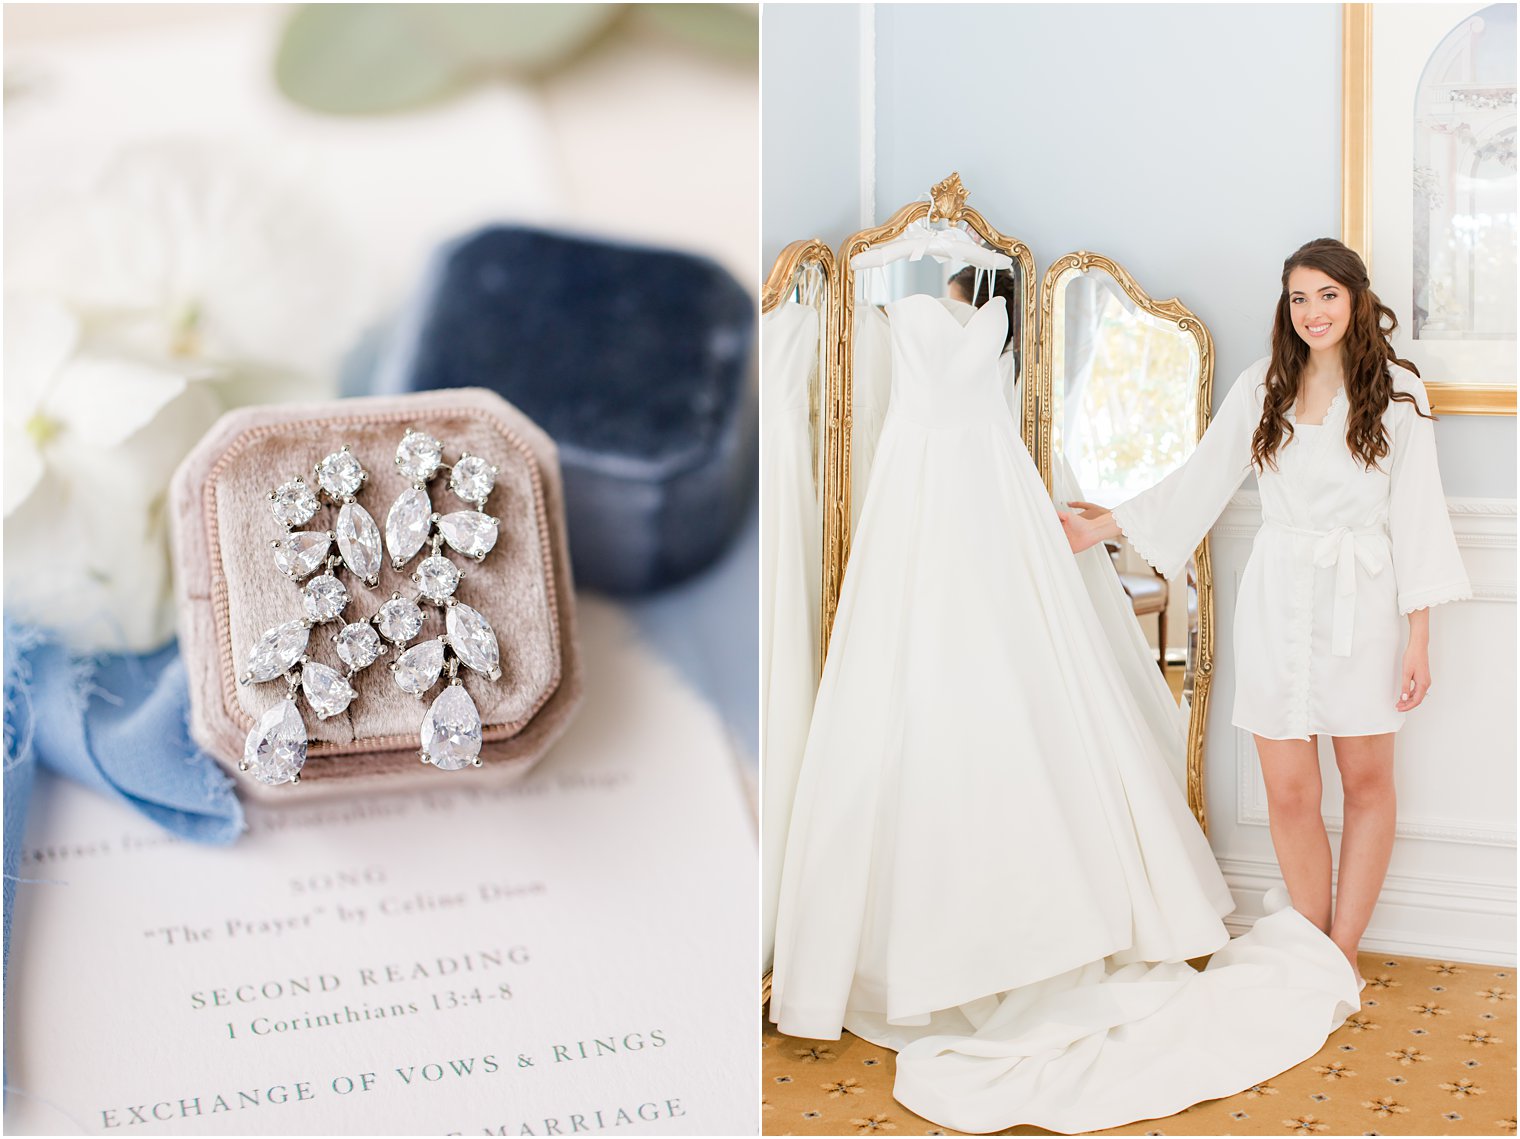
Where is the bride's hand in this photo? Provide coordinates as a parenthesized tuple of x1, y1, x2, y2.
(1058, 509, 1104, 555)
(1066, 500, 1111, 520)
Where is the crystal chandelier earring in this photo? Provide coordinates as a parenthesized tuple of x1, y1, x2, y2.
(239, 446, 386, 786)
(381, 428, 502, 771)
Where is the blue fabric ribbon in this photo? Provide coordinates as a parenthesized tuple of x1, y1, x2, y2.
(4, 620, 243, 975)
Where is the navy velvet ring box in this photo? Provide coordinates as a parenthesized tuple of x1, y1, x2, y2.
(373, 226, 756, 595)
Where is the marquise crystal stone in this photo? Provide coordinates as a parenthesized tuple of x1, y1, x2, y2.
(301, 661, 356, 720)
(245, 620, 311, 683)
(385, 487, 432, 568)
(417, 555, 461, 602)
(421, 684, 482, 770)
(446, 602, 500, 679)
(438, 511, 498, 560)
(273, 531, 331, 579)
(242, 698, 307, 785)
(335, 622, 383, 672)
(392, 638, 445, 697)
(376, 597, 424, 644)
(450, 456, 495, 505)
(336, 502, 383, 583)
(316, 449, 365, 499)
(271, 479, 319, 528)
(396, 430, 444, 481)
(302, 574, 349, 622)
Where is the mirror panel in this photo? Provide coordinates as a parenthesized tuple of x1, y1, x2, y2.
(1039, 253, 1215, 827)
(1048, 269, 1201, 504)
(759, 239, 834, 978)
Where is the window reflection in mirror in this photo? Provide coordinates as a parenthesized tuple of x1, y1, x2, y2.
(1049, 267, 1204, 708)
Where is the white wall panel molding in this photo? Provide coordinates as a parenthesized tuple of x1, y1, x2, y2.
(1234, 731, 1518, 848)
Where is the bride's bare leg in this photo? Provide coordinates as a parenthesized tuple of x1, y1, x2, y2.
(1328, 732, 1397, 971)
(1255, 735, 1332, 933)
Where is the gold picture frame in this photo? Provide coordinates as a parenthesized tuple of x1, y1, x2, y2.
(1341, 3, 1516, 416)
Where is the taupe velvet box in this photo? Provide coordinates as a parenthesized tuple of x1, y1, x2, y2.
(169, 389, 582, 802)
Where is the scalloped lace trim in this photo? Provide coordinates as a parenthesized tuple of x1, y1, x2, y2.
(1292, 386, 1346, 426)
(1111, 506, 1181, 581)
(1398, 581, 1473, 616)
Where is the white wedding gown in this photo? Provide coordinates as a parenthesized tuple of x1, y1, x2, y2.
(760, 300, 823, 967)
(769, 293, 1360, 1134)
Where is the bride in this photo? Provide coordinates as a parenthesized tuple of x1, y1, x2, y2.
(768, 226, 1359, 1135)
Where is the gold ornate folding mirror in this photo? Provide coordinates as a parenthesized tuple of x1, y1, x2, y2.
(1036, 252, 1216, 828)
(764, 175, 1218, 841)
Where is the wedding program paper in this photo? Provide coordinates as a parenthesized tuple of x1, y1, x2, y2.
(5, 601, 758, 1135)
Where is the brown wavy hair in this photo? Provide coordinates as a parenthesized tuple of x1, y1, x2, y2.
(1251, 238, 1432, 472)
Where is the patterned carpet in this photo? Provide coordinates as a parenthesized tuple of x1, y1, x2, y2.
(762, 953, 1516, 1136)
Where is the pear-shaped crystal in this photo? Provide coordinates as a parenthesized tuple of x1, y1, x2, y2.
(392, 638, 445, 697)
(439, 511, 498, 559)
(385, 487, 432, 568)
(316, 449, 365, 499)
(335, 622, 383, 672)
(302, 574, 349, 622)
(271, 478, 319, 528)
(450, 455, 496, 505)
(416, 555, 461, 602)
(245, 620, 310, 683)
(421, 685, 482, 770)
(396, 430, 443, 481)
(273, 531, 331, 579)
(376, 597, 424, 644)
(336, 502, 382, 583)
(301, 661, 356, 720)
(242, 698, 307, 785)
(446, 602, 500, 679)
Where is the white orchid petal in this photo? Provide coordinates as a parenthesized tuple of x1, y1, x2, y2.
(3, 424, 45, 517)
(4, 296, 81, 419)
(3, 464, 175, 652)
(44, 356, 189, 448)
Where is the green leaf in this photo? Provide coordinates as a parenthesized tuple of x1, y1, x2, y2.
(275, 6, 466, 116)
(638, 4, 757, 60)
(428, 5, 622, 75)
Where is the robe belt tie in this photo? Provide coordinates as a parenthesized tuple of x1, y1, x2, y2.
(1265, 520, 1389, 657)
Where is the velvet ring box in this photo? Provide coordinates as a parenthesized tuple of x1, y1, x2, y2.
(169, 389, 582, 801)
(371, 226, 757, 595)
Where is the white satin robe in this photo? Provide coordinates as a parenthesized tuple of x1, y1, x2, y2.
(1114, 358, 1471, 741)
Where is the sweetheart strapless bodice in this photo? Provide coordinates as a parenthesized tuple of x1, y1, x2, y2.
(884, 293, 1010, 428)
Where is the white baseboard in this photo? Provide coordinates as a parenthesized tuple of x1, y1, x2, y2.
(1217, 857, 1518, 966)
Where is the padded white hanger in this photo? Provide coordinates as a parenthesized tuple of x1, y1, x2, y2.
(851, 218, 1013, 271)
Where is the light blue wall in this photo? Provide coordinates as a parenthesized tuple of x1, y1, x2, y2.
(762, 3, 1516, 496)
(762, 4, 862, 266)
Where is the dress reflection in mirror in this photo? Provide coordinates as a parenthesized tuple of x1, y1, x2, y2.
(760, 250, 830, 974)
(850, 303, 891, 536)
